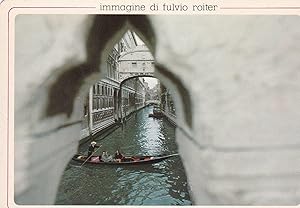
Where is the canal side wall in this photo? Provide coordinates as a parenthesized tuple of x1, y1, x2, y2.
(14, 15, 95, 205)
(80, 117, 116, 144)
(13, 15, 300, 205)
(161, 110, 176, 127)
(80, 104, 147, 144)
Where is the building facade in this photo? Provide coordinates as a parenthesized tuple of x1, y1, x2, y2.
(121, 77, 146, 118)
(81, 31, 149, 139)
(160, 84, 176, 125)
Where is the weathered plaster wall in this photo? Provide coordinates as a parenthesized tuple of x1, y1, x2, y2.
(151, 15, 300, 205)
(15, 15, 300, 205)
(15, 15, 94, 204)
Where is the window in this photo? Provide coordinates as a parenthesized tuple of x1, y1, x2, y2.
(132, 62, 137, 68)
(111, 68, 115, 79)
(99, 84, 102, 95)
(93, 85, 96, 94)
(84, 105, 88, 116)
(97, 85, 100, 95)
(103, 98, 106, 108)
(93, 99, 96, 110)
(107, 62, 113, 78)
(100, 98, 103, 108)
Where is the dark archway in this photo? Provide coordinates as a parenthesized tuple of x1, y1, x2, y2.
(117, 75, 156, 121)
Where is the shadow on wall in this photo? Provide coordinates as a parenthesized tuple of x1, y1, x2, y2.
(46, 15, 192, 127)
(15, 15, 193, 205)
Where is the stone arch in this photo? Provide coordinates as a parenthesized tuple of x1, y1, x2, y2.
(120, 74, 156, 85)
(44, 15, 192, 127)
(15, 14, 300, 206)
(72, 14, 194, 198)
(118, 75, 156, 121)
(81, 16, 194, 202)
(15, 15, 194, 204)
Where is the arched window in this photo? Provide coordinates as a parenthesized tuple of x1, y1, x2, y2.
(97, 85, 100, 95)
(100, 98, 103, 109)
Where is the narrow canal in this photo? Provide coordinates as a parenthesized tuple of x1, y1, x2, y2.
(55, 106, 192, 205)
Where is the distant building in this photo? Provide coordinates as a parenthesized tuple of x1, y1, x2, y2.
(121, 77, 146, 117)
(81, 32, 150, 139)
(160, 84, 176, 123)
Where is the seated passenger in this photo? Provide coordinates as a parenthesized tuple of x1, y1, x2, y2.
(101, 151, 113, 162)
(114, 150, 124, 159)
(114, 150, 124, 162)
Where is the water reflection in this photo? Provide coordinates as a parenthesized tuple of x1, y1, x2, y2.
(56, 106, 191, 205)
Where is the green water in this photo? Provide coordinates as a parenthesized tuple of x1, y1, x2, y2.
(55, 106, 192, 205)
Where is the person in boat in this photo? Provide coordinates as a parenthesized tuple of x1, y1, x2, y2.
(114, 150, 124, 162)
(98, 154, 102, 162)
(100, 151, 105, 162)
(101, 151, 113, 162)
(87, 141, 100, 160)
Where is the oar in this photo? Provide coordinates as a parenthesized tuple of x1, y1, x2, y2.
(168, 153, 179, 157)
(80, 145, 102, 167)
(160, 153, 179, 159)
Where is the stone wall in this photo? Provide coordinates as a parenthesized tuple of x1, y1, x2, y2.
(14, 15, 300, 205)
(152, 15, 300, 205)
(14, 15, 95, 204)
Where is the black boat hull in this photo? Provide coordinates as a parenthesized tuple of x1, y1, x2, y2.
(72, 153, 178, 165)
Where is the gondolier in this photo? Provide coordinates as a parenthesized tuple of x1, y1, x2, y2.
(87, 141, 100, 160)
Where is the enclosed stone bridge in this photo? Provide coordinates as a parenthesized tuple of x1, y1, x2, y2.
(118, 45, 155, 83)
(119, 71, 154, 83)
(145, 99, 160, 106)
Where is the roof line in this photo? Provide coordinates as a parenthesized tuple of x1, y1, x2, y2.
(131, 31, 138, 46)
(119, 49, 153, 60)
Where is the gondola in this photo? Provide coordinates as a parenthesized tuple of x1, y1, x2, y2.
(72, 153, 179, 165)
(148, 106, 164, 119)
(148, 113, 164, 118)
